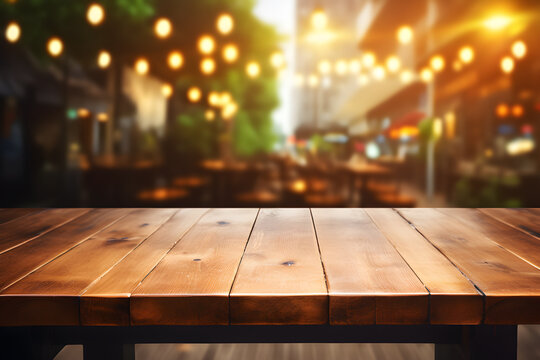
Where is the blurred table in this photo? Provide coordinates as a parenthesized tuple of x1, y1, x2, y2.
(340, 162, 392, 206)
(1, 208, 539, 359)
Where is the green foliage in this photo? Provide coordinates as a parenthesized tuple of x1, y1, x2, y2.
(170, 109, 215, 159)
(452, 176, 522, 207)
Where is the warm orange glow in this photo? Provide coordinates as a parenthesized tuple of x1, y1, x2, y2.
(386, 56, 401, 73)
(291, 179, 307, 193)
(187, 87, 202, 103)
(444, 112, 456, 139)
(208, 91, 221, 107)
(97, 113, 108, 122)
(78, 108, 90, 118)
(512, 104, 524, 118)
(222, 44, 239, 63)
(496, 103, 509, 118)
(420, 68, 433, 83)
(200, 58, 216, 75)
(216, 13, 234, 35)
(134, 58, 149, 75)
(246, 61, 261, 78)
(308, 74, 319, 87)
(97, 50, 111, 69)
(397, 25, 413, 44)
(484, 14, 512, 31)
(430, 55, 445, 72)
(205, 109, 215, 121)
(501, 56, 514, 74)
(47, 37, 63, 57)
(167, 51, 183, 70)
(87, 3, 105, 26)
(372, 66, 386, 81)
(221, 102, 238, 120)
(5, 21, 21, 43)
(220, 92, 233, 106)
(357, 74, 369, 86)
(400, 70, 413, 83)
(390, 126, 419, 140)
(511, 40, 527, 59)
(362, 52, 376, 68)
(198, 35, 216, 55)
(154, 17, 172, 38)
(459, 46, 474, 64)
(161, 83, 173, 98)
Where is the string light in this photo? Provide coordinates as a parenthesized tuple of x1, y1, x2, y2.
(500, 56, 514, 74)
(208, 91, 221, 107)
(222, 102, 238, 120)
(167, 51, 184, 70)
(246, 61, 261, 78)
(270, 51, 285, 68)
(386, 56, 401, 73)
(420, 67, 433, 83)
(134, 58, 149, 75)
(430, 55, 445, 72)
(511, 40, 527, 59)
(198, 35, 216, 55)
(200, 58, 216, 75)
(362, 52, 376, 68)
(217, 13, 234, 35)
(397, 26, 413, 44)
(87, 3, 105, 26)
(400, 70, 413, 83)
(161, 83, 173, 98)
(205, 109, 215, 121)
(47, 37, 63, 57)
(372, 65, 386, 80)
(5, 21, 20, 43)
(97, 50, 111, 69)
(222, 44, 239, 63)
(154, 18, 172, 38)
(187, 87, 202, 103)
(459, 46, 474, 64)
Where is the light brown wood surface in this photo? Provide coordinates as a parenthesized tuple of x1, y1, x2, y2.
(366, 209, 483, 324)
(1, 208, 540, 326)
(0, 208, 43, 225)
(0, 208, 90, 254)
(81, 208, 208, 325)
(313, 208, 428, 325)
(230, 208, 327, 325)
(131, 209, 259, 325)
(0, 209, 175, 326)
(398, 208, 540, 324)
(480, 208, 540, 239)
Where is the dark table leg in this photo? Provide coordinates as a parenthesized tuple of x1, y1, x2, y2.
(435, 325, 517, 360)
(83, 342, 135, 360)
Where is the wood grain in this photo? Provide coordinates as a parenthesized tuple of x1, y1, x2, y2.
(81, 208, 208, 326)
(0, 208, 129, 291)
(0, 209, 176, 326)
(313, 208, 428, 325)
(480, 208, 540, 239)
(0, 208, 90, 254)
(230, 208, 327, 325)
(131, 208, 258, 326)
(366, 209, 482, 324)
(0, 208, 43, 225)
(398, 208, 540, 324)
(439, 208, 540, 270)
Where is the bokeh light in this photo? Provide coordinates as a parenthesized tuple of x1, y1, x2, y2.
(200, 58, 216, 75)
(198, 35, 216, 55)
(134, 58, 149, 75)
(217, 13, 234, 35)
(87, 3, 105, 26)
(397, 25, 413, 44)
(154, 18, 172, 38)
(386, 56, 401, 73)
(161, 83, 173, 98)
(512, 40, 527, 59)
(246, 61, 261, 78)
(167, 51, 184, 70)
(459, 46, 474, 64)
(97, 50, 111, 69)
(47, 37, 63, 57)
(5, 21, 20, 43)
(187, 86, 202, 103)
(501, 56, 515, 74)
(222, 44, 239, 63)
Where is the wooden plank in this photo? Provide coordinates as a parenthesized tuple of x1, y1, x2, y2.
(0, 208, 130, 292)
(439, 208, 540, 270)
(0, 208, 176, 326)
(480, 208, 540, 239)
(229, 208, 327, 325)
(0, 208, 90, 254)
(131, 208, 258, 326)
(366, 209, 482, 324)
(398, 208, 540, 324)
(0, 208, 43, 225)
(81, 208, 208, 326)
(312, 208, 428, 325)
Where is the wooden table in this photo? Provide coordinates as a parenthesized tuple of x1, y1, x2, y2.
(1, 208, 539, 359)
(340, 162, 392, 206)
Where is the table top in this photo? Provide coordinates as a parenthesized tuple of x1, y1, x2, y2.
(0, 208, 539, 327)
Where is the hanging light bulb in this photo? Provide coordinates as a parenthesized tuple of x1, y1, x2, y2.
(47, 37, 63, 57)
(167, 51, 184, 70)
(134, 58, 149, 75)
(154, 17, 172, 38)
(217, 13, 234, 35)
(97, 50, 111, 69)
(246, 61, 261, 78)
(5, 21, 21, 43)
(222, 44, 239, 63)
(87, 3, 105, 26)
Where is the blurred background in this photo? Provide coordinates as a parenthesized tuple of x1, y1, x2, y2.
(1, 0, 540, 208)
